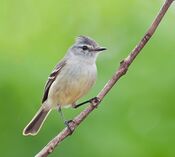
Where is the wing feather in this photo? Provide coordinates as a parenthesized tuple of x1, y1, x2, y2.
(42, 60, 66, 103)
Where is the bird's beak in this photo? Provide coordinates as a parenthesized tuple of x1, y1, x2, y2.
(94, 47, 107, 52)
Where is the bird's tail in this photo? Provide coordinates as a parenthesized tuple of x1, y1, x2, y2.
(23, 106, 51, 136)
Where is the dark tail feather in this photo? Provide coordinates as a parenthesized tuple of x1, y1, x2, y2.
(23, 107, 51, 136)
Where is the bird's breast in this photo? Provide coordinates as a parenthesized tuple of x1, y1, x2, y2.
(48, 61, 97, 107)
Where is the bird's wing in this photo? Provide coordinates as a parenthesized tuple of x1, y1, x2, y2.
(42, 60, 66, 103)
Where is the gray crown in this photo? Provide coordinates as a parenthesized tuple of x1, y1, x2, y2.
(76, 35, 99, 48)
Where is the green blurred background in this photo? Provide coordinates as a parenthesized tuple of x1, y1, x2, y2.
(0, 0, 175, 156)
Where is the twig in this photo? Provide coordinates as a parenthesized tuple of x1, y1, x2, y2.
(35, 0, 174, 156)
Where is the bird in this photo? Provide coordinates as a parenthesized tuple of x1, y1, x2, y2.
(23, 35, 107, 136)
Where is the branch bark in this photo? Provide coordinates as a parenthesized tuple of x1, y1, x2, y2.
(35, 0, 174, 156)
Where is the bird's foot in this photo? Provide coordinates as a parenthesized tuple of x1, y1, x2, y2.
(73, 97, 101, 109)
(89, 97, 101, 108)
(64, 120, 75, 134)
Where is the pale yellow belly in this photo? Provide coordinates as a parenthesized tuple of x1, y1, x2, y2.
(47, 62, 97, 108)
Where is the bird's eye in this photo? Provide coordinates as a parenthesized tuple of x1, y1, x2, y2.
(82, 45, 88, 50)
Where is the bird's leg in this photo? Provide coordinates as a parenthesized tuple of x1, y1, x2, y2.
(58, 106, 74, 134)
(72, 97, 100, 109)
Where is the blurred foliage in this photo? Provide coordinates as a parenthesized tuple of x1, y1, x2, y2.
(0, 0, 175, 156)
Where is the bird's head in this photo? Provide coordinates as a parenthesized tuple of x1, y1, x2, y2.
(69, 36, 107, 59)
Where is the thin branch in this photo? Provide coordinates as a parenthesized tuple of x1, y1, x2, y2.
(35, 0, 174, 156)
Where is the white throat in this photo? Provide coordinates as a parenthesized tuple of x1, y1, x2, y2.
(69, 53, 97, 65)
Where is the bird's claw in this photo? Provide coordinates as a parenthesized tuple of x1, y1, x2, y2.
(89, 97, 101, 108)
(64, 120, 75, 134)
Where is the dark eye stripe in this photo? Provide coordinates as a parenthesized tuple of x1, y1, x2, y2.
(82, 45, 88, 50)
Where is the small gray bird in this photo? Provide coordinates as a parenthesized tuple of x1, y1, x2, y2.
(23, 35, 106, 136)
